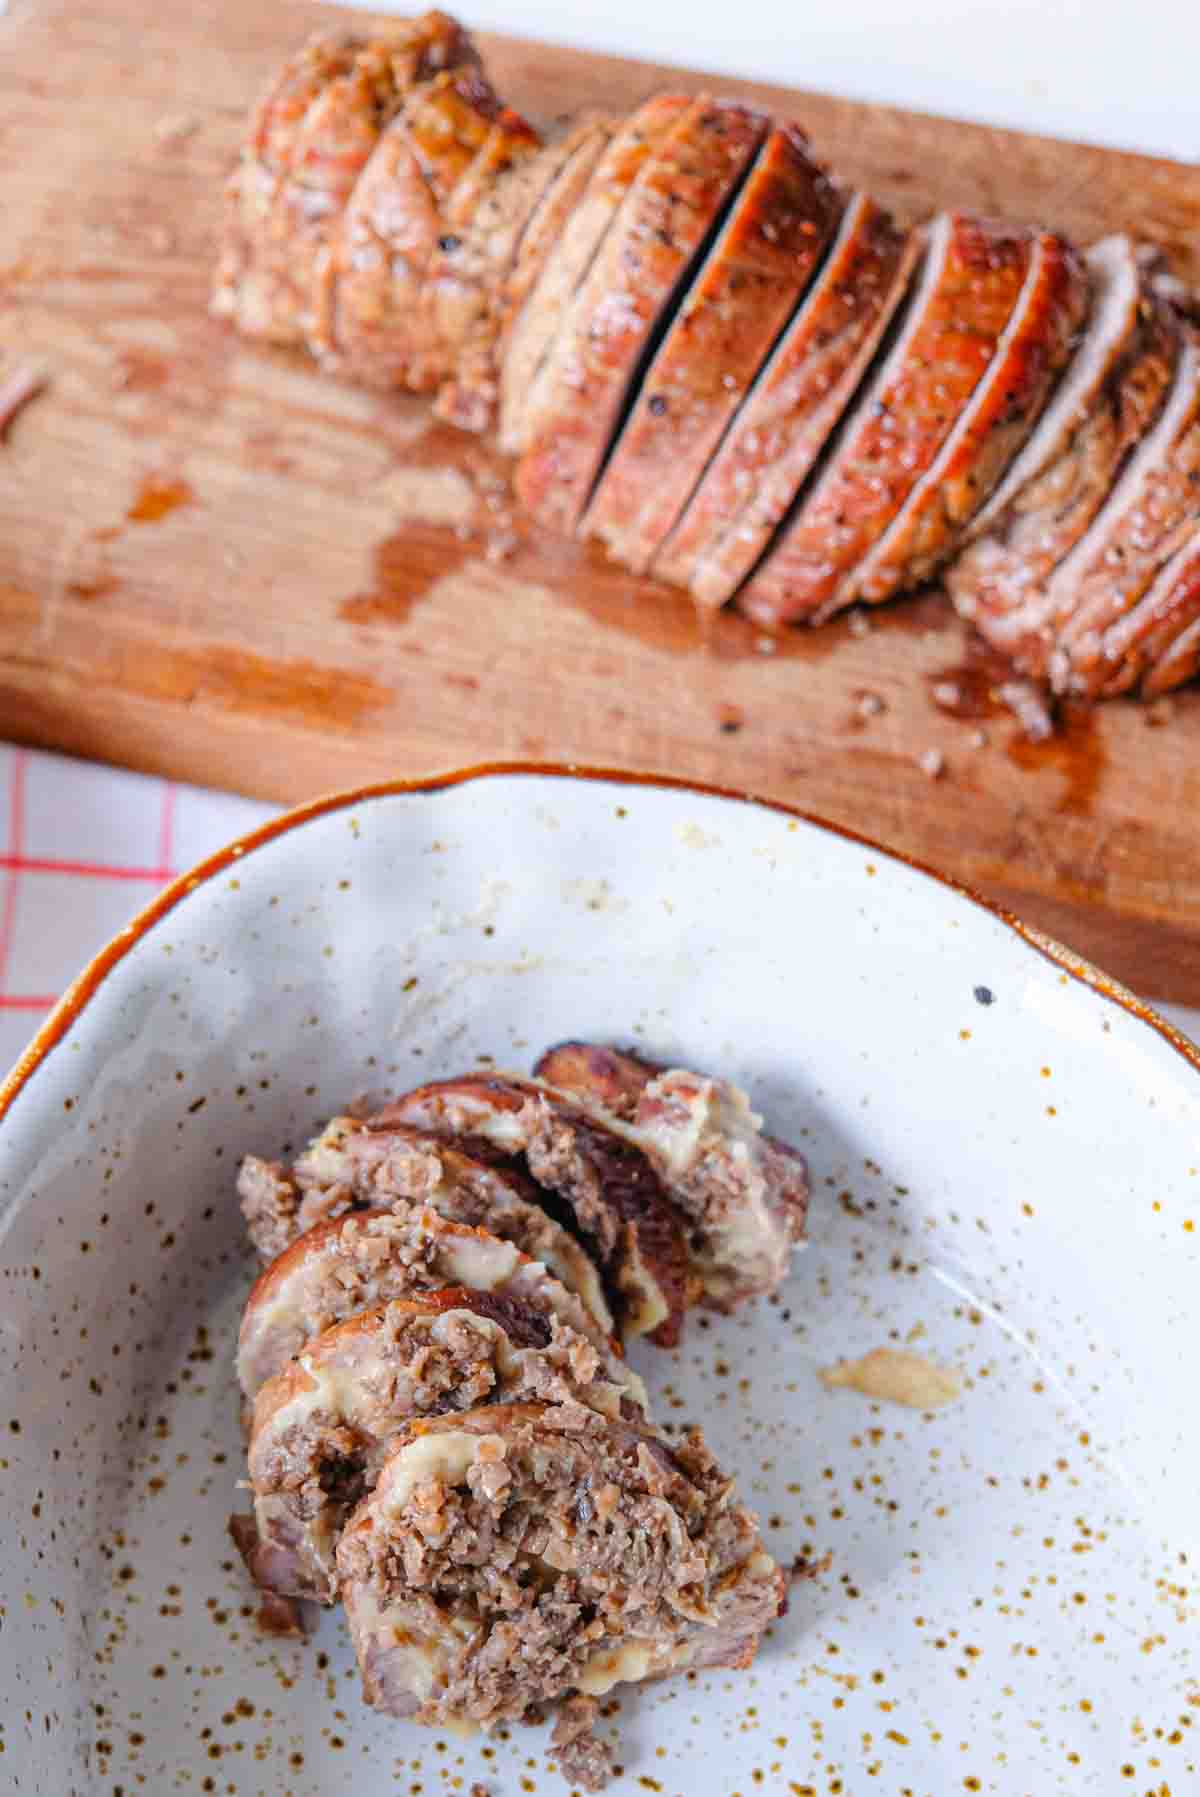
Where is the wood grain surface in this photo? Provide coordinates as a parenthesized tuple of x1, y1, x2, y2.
(3, 0, 1200, 999)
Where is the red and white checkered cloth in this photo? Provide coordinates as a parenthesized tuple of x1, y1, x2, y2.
(0, 746, 275, 1075)
(0, 743, 1195, 1078)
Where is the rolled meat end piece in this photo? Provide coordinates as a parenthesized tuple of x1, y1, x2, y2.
(534, 1043, 809, 1309)
(375, 1076, 692, 1346)
(514, 97, 769, 532)
(237, 1114, 614, 1336)
(741, 211, 1037, 627)
(236, 1205, 640, 1406)
(213, 17, 478, 347)
(580, 124, 842, 573)
(336, 1402, 786, 1731)
(946, 239, 1176, 674)
(212, 31, 362, 341)
(653, 191, 917, 606)
(243, 1286, 633, 1602)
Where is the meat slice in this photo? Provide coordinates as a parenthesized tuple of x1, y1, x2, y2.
(946, 238, 1176, 670)
(336, 1402, 785, 1731)
(1048, 322, 1200, 695)
(243, 1287, 630, 1602)
(489, 119, 614, 400)
(377, 1077, 692, 1346)
(278, 1113, 615, 1335)
(417, 105, 545, 428)
(430, 121, 608, 433)
(498, 98, 688, 456)
(653, 193, 917, 605)
(236, 1120, 611, 1335)
(580, 125, 841, 572)
(514, 98, 769, 533)
(741, 212, 1037, 627)
(847, 231, 1089, 603)
(321, 65, 503, 389)
(534, 1043, 809, 1308)
(213, 19, 477, 347)
(1089, 527, 1200, 697)
(236, 1206, 637, 1404)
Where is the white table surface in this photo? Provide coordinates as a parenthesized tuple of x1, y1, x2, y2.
(3, 3, 1197, 1079)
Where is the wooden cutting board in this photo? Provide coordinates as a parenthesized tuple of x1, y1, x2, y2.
(4, 0, 1200, 1001)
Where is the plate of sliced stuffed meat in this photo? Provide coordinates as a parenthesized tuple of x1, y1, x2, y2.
(2, 764, 1198, 1794)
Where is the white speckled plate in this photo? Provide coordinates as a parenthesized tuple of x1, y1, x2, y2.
(2, 765, 1199, 1797)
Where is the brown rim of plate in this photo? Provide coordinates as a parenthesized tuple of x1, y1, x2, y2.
(0, 759, 1196, 1123)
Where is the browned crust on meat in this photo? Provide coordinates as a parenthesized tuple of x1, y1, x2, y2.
(741, 212, 1037, 626)
(382, 1076, 692, 1347)
(533, 1041, 661, 1118)
(946, 275, 1176, 674)
(514, 98, 768, 533)
(581, 124, 841, 572)
(653, 194, 916, 604)
(850, 232, 1091, 602)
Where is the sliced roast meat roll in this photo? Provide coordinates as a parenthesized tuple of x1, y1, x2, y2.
(846, 230, 1089, 603)
(534, 1042, 809, 1308)
(1085, 526, 1200, 697)
(236, 1205, 637, 1404)
(514, 98, 769, 532)
(653, 192, 917, 605)
(946, 238, 1176, 672)
(741, 212, 1038, 626)
(377, 1076, 691, 1345)
(580, 125, 842, 572)
(242, 1286, 631, 1602)
(336, 1401, 785, 1729)
(498, 97, 689, 456)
